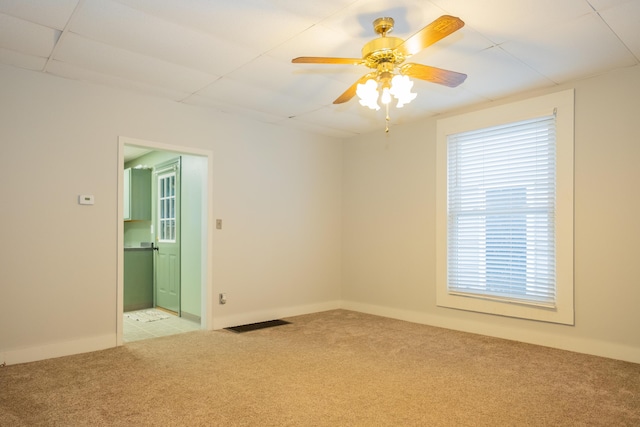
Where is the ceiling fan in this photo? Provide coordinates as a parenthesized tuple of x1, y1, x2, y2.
(292, 15, 467, 131)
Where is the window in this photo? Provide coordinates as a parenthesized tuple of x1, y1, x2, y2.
(436, 90, 574, 325)
(158, 171, 177, 243)
(448, 115, 556, 305)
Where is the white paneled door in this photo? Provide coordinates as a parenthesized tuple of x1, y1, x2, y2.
(154, 158, 181, 314)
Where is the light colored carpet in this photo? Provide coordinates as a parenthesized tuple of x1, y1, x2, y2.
(1, 309, 639, 426)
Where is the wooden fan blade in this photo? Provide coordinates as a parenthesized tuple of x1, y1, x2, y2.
(292, 57, 363, 65)
(397, 15, 465, 57)
(333, 73, 376, 104)
(401, 63, 467, 87)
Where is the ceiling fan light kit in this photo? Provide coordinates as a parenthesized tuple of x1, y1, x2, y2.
(356, 74, 417, 110)
(292, 15, 467, 132)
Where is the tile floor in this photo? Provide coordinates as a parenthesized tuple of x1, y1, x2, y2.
(123, 308, 201, 343)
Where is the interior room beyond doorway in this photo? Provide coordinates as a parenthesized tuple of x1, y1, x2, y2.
(120, 140, 210, 344)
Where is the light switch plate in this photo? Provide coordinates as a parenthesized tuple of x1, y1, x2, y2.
(78, 195, 94, 205)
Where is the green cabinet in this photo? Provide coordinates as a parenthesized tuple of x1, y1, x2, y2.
(124, 248, 154, 312)
(124, 168, 151, 221)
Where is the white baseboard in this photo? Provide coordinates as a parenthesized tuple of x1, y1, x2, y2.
(341, 300, 640, 364)
(5, 301, 637, 366)
(1, 334, 116, 366)
(181, 311, 201, 323)
(212, 300, 341, 330)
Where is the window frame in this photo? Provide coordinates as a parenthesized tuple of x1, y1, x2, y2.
(436, 89, 575, 325)
(157, 170, 177, 243)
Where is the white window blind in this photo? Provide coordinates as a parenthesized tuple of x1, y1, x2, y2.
(447, 113, 556, 307)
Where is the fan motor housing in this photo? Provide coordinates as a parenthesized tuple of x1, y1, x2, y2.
(362, 37, 405, 69)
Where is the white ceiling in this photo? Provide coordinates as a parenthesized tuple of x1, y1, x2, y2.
(1, 0, 638, 138)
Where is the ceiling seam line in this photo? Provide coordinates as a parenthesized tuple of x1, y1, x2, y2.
(43, 0, 85, 73)
(591, 9, 640, 63)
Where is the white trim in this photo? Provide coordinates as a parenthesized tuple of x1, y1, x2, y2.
(341, 301, 640, 364)
(1, 334, 115, 366)
(117, 136, 214, 343)
(5, 299, 638, 366)
(436, 89, 575, 325)
(213, 301, 341, 330)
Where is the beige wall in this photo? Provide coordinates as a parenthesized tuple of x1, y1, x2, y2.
(342, 65, 640, 363)
(0, 64, 342, 364)
(2, 61, 639, 365)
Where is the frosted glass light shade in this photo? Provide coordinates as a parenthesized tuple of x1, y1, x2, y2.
(356, 74, 417, 111)
(390, 75, 417, 108)
(356, 79, 380, 110)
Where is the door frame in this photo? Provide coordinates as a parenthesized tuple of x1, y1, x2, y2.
(116, 136, 214, 346)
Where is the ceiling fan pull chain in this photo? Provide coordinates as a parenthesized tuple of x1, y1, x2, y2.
(385, 103, 390, 133)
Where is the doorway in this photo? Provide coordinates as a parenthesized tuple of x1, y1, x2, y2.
(117, 137, 213, 345)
